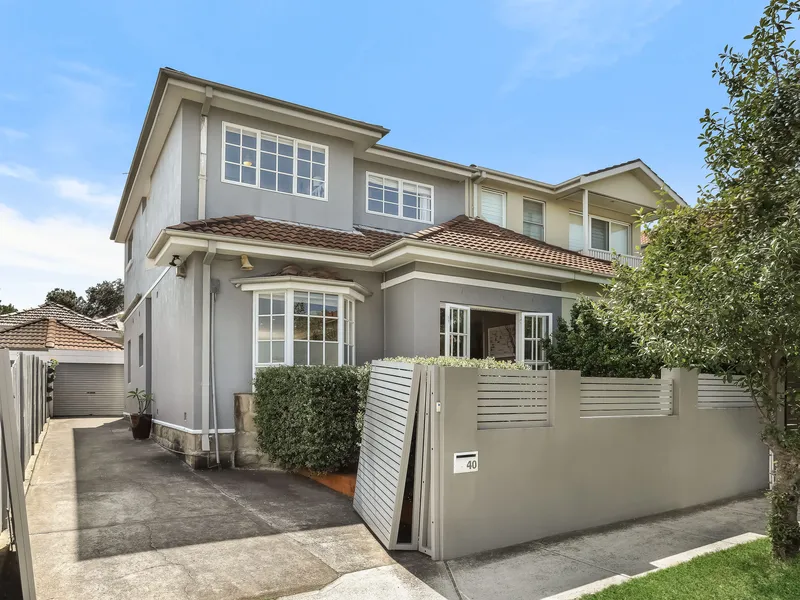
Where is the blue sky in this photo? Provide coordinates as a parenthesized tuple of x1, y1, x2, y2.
(0, 0, 766, 308)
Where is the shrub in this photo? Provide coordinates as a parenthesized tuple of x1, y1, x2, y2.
(254, 365, 369, 473)
(383, 356, 529, 369)
(543, 297, 662, 378)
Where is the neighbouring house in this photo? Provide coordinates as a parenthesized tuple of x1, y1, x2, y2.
(110, 68, 686, 463)
(0, 317, 124, 416)
(0, 302, 123, 343)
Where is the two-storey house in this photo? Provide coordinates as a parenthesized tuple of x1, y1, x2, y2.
(111, 68, 685, 465)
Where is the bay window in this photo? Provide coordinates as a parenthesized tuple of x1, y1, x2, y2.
(223, 122, 328, 200)
(245, 283, 365, 370)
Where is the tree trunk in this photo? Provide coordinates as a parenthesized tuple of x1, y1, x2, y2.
(768, 450, 800, 560)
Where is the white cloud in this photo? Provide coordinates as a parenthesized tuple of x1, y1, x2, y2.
(0, 163, 37, 181)
(52, 177, 118, 207)
(496, 0, 680, 89)
(0, 203, 122, 308)
(0, 127, 28, 141)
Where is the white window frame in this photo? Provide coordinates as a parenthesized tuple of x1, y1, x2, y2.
(221, 121, 329, 201)
(125, 232, 133, 272)
(365, 171, 434, 224)
(568, 211, 632, 254)
(517, 312, 553, 370)
(248, 283, 362, 376)
(522, 198, 546, 241)
(443, 303, 470, 358)
(479, 187, 507, 227)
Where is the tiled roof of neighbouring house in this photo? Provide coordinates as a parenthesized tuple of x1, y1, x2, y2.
(0, 302, 118, 332)
(0, 318, 123, 351)
(168, 215, 404, 254)
(167, 214, 614, 275)
(408, 216, 614, 274)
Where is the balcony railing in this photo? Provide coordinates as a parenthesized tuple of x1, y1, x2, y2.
(582, 248, 642, 268)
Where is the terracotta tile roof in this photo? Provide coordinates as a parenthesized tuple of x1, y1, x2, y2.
(168, 215, 403, 254)
(408, 216, 614, 274)
(0, 319, 123, 351)
(0, 302, 117, 331)
(167, 214, 613, 275)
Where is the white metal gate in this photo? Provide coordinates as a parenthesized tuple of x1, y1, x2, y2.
(53, 363, 125, 417)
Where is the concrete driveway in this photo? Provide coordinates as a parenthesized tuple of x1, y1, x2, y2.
(25, 418, 442, 600)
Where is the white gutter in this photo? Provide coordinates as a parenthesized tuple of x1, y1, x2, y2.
(198, 86, 213, 219)
(470, 171, 487, 218)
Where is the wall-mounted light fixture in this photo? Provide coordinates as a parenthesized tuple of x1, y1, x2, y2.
(170, 255, 187, 278)
(240, 254, 254, 271)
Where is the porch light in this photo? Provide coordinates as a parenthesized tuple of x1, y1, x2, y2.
(240, 254, 254, 271)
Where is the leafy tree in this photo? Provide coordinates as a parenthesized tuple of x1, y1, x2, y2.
(83, 279, 124, 318)
(0, 300, 15, 315)
(606, 0, 800, 559)
(45, 288, 85, 313)
(543, 298, 661, 378)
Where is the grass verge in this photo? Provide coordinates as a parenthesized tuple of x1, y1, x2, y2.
(580, 539, 800, 600)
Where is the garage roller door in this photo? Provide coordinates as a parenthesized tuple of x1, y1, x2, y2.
(53, 363, 125, 417)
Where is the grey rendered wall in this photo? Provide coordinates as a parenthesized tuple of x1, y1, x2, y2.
(148, 254, 202, 430)
(352, 158, 466, 234)
(435, 368, 768, 559)
(205, 107, 355, 231)
(208, 256, 385, 431)
(384, 279, 562, 358)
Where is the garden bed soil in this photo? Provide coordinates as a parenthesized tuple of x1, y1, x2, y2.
(298, 469, 356, 497)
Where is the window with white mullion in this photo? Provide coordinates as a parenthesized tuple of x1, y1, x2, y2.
(521, 313, 552, 370)
(523, 199, 545, 241)
(367, 172, 433, 223)
(255, 292, 286, 366)
(292, 291, 339, 366)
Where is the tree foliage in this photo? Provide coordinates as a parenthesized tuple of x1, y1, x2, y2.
(45, 279, 124, 318)
(543, 298, 662, 378)
(606, 0, 800, 559)
(0, 300, 15, 315)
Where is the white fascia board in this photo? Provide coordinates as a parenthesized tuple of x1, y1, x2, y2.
(479, 170, 556, 195)
(381, 271, 598, 300)
(234, 277, 369, 302)
(363, 146, 473, 180)
(45, 349, 124, 364)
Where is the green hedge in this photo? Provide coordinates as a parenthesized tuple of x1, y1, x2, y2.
(254, 365, 369, 473)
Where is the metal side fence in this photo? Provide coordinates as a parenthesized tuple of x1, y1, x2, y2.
(1, 352, 49, 535)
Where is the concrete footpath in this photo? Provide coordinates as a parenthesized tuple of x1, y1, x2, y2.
(394, 493, 768, 600)
(25, 418, 443, 600)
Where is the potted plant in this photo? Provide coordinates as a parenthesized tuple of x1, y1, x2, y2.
(127, 388, 154, 440)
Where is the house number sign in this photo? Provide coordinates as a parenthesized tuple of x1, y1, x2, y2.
(454, 451, 479, 474)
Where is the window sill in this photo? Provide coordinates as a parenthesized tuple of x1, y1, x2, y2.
(221, 178, 328, 202)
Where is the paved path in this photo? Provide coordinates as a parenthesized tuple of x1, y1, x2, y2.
(394, 493, 768, 600)
(26, 418, 443, 600)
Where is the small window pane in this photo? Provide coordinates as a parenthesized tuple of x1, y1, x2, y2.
(242, 133, 257, 149)
(384, 201, 398, 215)
(309, 317, 324, 341)
(261, 152, 277, 171)
(298, 161, 311, 178)
(272, 341, 284, 363)
(440, 308, 445, 334)
(312, 163, 324, 179)
(272, 294, 285, 314)
(312, 149, 325, 163)
(294, 316, 308, 340)
(225, 145, 240, 163)
(312, 182, 325, 198)
(242, 148, 256, 166)
(261, 136, 277, 153)
(309, 342, 324, 365)
(325, 295, 338, 316)
(259, 296, 271, 315)
(257, 341, 270, 364)
(368, 199, 382, 212)
(278, 174, 293, 193)
(309, 293, 324, 316)
(278, 156, 293, 174)
(297, 178, 311, 196)
(278, 140, 294, 156)
(272, 316, 285, 340)
(225, 128, 241, 144)
(325, 342, 338, 365)
(325, 319, 338, 341)
(298, 144, 311, 160)
(258, 316, 271, 341)
(224, 163, 240, 181)
(294, 342, 308, 365)
(242, 167, 256, 185)
(260, 171, 277, 190)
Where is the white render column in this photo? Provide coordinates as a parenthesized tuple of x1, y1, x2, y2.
(582, 188, 590, 253)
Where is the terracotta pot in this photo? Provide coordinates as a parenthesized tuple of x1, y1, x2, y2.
(130, 414, 152, 440)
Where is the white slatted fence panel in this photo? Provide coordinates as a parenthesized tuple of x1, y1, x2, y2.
(477, 369, 549, 429)
(353, 361, 420, 550)
(580, 377, 673, 417)
(698, 374, 752, 409)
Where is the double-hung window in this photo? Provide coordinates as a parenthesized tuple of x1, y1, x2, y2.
(523, 199, 545, 241)
(479, 189, 506, 227)
(250, 286, 362, 370)
(367, 173, 433, 223)
(223, 123, 328, 200)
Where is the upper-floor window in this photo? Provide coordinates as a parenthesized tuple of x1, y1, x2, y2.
(223, 123, 328, 200)
(366, 173, 433, 223)
(125, 232, 133, 267)
(523, 199, 545, 241)
(479, 188, 506, 227)
(568, 212, 630, 255)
